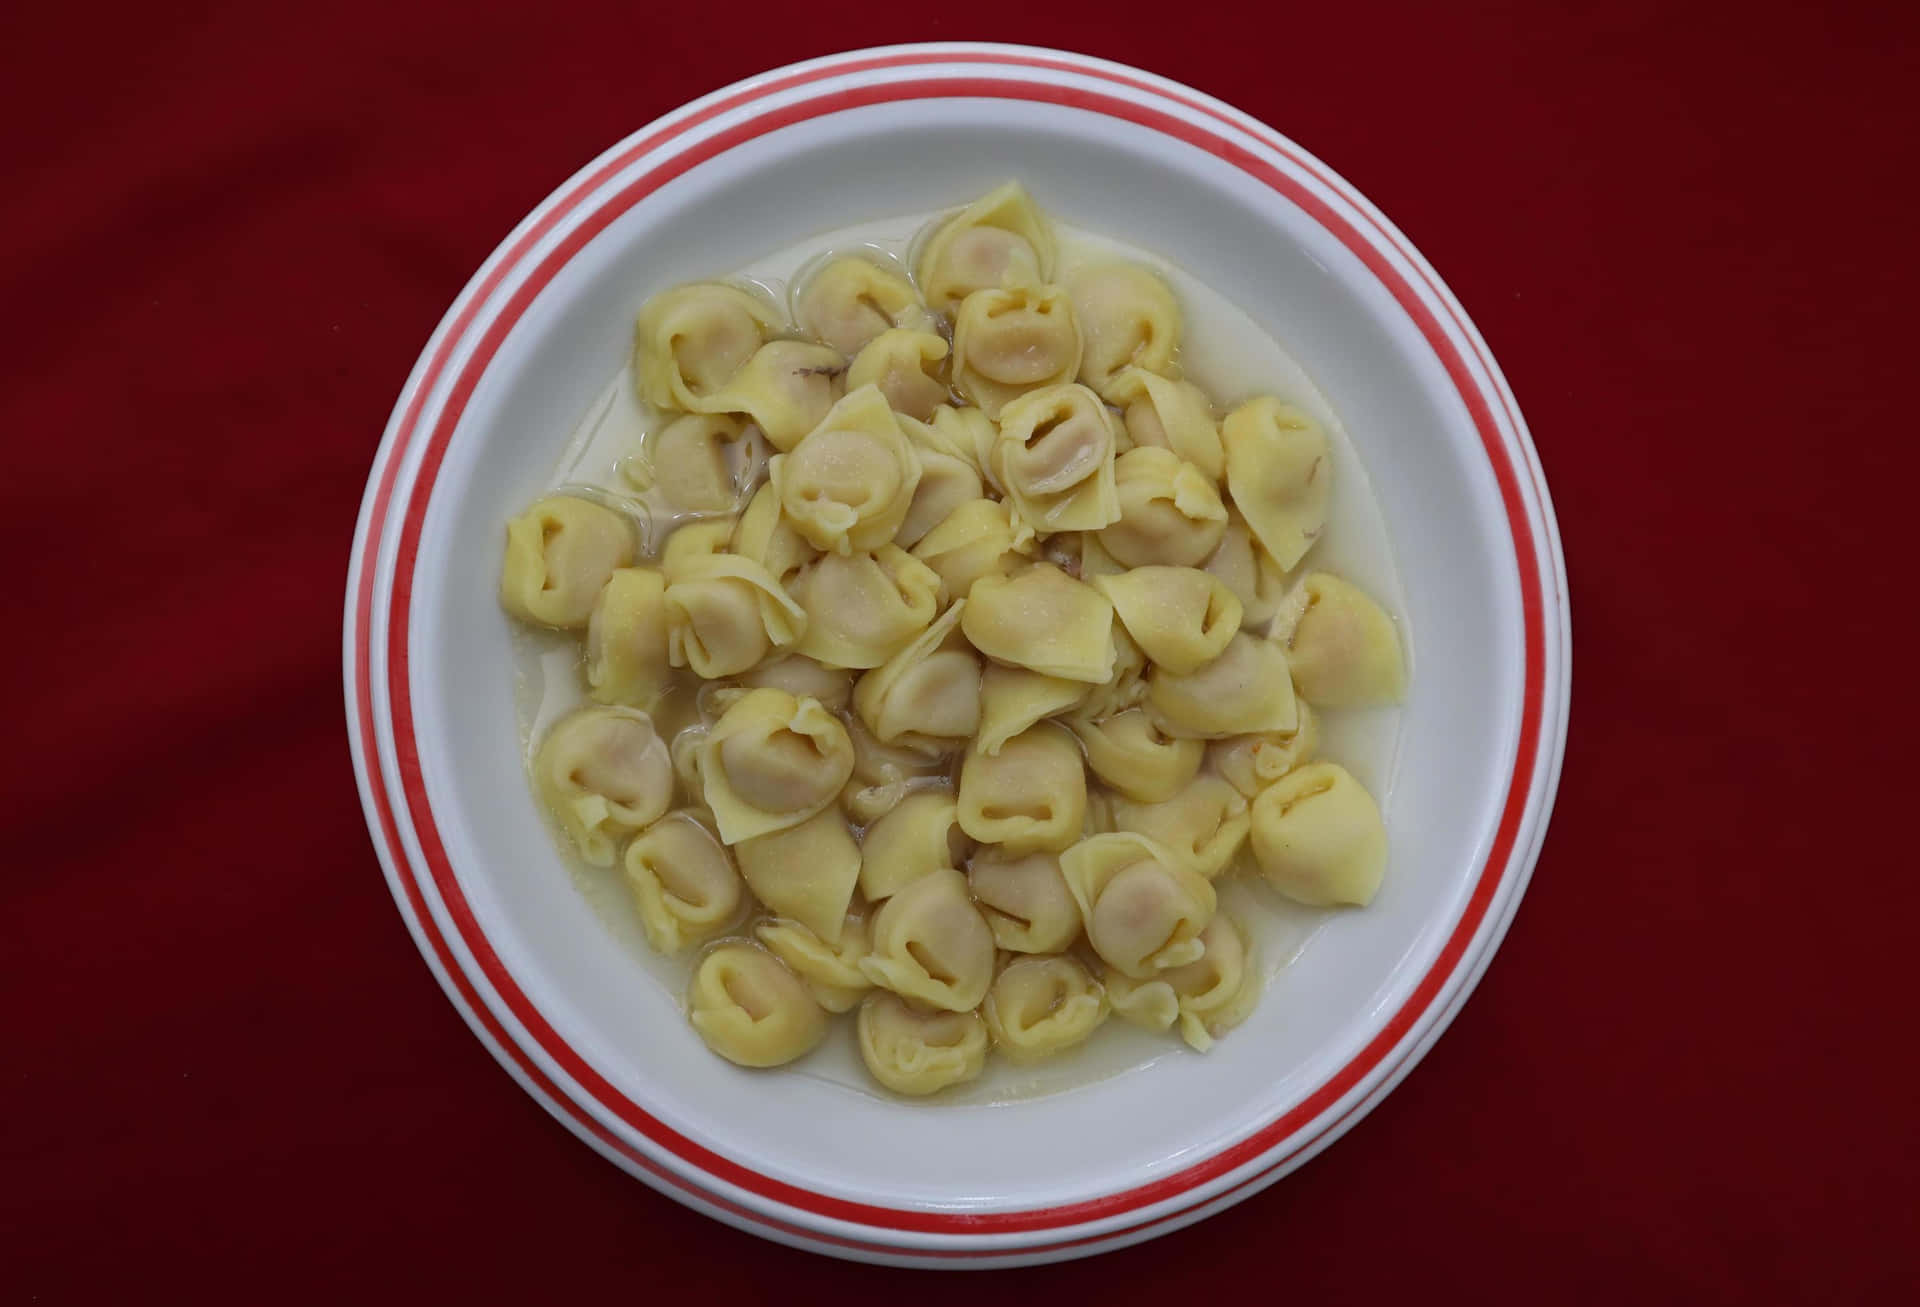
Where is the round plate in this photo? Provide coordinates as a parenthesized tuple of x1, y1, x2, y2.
(344, 42, 1570, 1267)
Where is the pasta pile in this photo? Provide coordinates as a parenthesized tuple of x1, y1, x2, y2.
(498, 184, 1406, 1095)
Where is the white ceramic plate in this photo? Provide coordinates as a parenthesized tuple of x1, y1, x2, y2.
(344, 43, 1570, 1267)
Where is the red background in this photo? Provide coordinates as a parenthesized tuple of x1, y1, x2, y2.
(3, 1, 1912, 1299)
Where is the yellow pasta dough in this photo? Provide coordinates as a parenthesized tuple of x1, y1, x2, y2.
(500, 495, 634, 629)
(700, 688, 854, 844)
(505, 182, 1412, 1089)
(584, 567, 671, 707)
(1098, 446, 1228, 568)
(533, 705, 674, 866)
(851, 601, 981, 752)
(859, 867, 996, 1012)
(736, 806, 862, 943)
(992, 383, 1122, 534)
(1281, 572, 1407, 708)
(909, 497, 1035, 600)
(858, 788, 972, 901)
(1208, 701, 1319, 799)
(756, 910, 874, 1013)
(1059, 831, 1218, 979)
(1222, 396, 1331, 571)
(967, 848, 1083, 953)
(788, 545, 942, 668)
(951, 285, 1082, 418)
(1069, 707, 1204, 803)
(771, 385, 921, 555)
(1108, 367, 1224, 484)
(1146, 631, 1299, 739)
(915, 180, 1055, 314)
(730, 481, 817, 585)
(701, 339, 846, 452)
(739, 653, 854, 713)
(1109, 774, 1250, 880)
(1248, 761, 1387, 907)
(983, 954, 1108, 1063)
(975, 663, 1090, 756)
(847, 327, 951, 422)
(856, 991, 988, 1096)
(795, 254, 931, 355)
(1068, 261, 1181, 401)
(687, 941, 827, 1068)
(1203, 518, 1290, 630)
(623, 811, 743, 953)
(955, 723, 1087, 854)
(960, 563, 1116, 683)
(634, 281, 780, 411)
(1092, 566, 1242, 674)
(629, 412, 756, 514)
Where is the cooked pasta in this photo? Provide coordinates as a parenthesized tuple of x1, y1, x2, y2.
(498, 182, 1409, 1092)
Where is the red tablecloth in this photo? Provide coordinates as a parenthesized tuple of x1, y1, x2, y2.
(4, 1, 1911, 1298)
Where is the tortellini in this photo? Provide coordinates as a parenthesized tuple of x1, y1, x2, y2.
(915, 181, 1055, 314)
(1146, 632, 1299, 739)
(1222, 396, 1332, 570)
(756, 910, 873, 1013)
(1248, 762, 1388, 907)
(660, 521, 807, 679)
(703, 339, 846, 452)
(1068, 261, 1181, 401)
(789, 545, 942, 668)
(841, 715, 952, 824)
(533, 706, 673, 866)
(894, 425, 985, 549)
(731, 481, 817, 585)
(956, 723, 1086, 854)
(771, 385, 920, 555)
(736, 807, 862, 942)
(687, 941, 827, 1068)
(992, 383, 1121, 534)
(1104, 913, 1257, 1052)
(967, 849, 1082, 953)
(975, 663, 1089, 756)
(500, 495, 634, 629)
(796, 253, 931, 355)
(1204, 518, 1290, 629)
(629, 412, 756, 513)
(1281, 572, 1407, 707)
(502, 182, 1409, 1091)
(1092, 566, 1242, 674)
(847, 328, 951, 422)
(859, 867, 995, 1012)
(984, 955, 1108, 1063)
(852, 601, 981, 752)
(960, 564, 1116, 683)
(1109, 774, 1250, 880)
(951, 285, 1082, 418)
(741, 653, 854, 713)
(623, 812, 743, 953)
(910, 497, 1035, 599)
(585, 567, 671, 707)
(858, 789, 972, 901)
(635, 281, 780, 411)
(857, 992, 988, 1096)
(700, 688, 854, 844)
(1208, 701, 1319, 799)
(1070, 708, 1204, 803)
(1099, 447, 1228, 568)
(1059, 832, 1217, 979)
(1108, 367, 1224, 484)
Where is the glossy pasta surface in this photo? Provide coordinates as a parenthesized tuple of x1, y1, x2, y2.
(498, 185, 1408, 1096)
